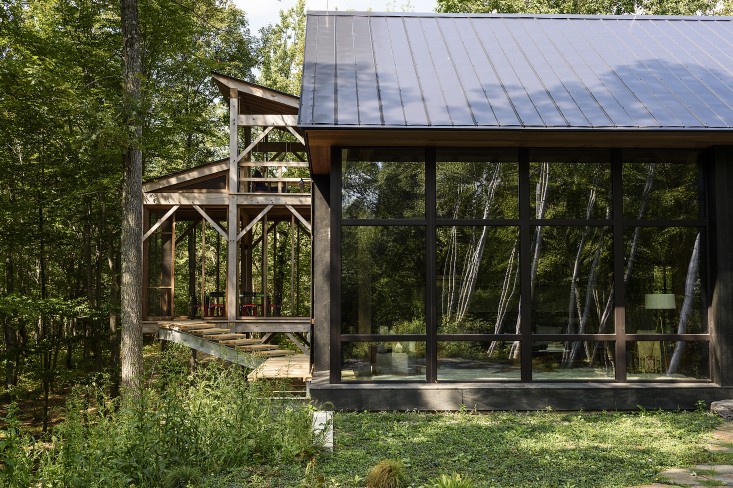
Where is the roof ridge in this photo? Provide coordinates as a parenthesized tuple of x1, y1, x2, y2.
(305, 11, 732, 21)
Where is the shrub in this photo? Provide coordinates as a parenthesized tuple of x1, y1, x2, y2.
(430, 472, 476, 488)
(365, 459, 408, 488)
(0, 404, 37, 488)
(35, 361, 322, 487)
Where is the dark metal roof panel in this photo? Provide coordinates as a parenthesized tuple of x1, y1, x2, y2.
(298, 12, 733, 130)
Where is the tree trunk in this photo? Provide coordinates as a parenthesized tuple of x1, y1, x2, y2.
(667, 233, 700, 375)
(120, 0, 144, 394)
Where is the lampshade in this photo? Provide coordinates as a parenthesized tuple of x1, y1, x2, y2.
(644, 293, 676, 310)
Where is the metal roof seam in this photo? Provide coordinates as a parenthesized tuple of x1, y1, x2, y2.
(632, 20, 723, 128)
(531, 19, 610, 127)
(396, 16, 427, 126)
(447, 17, 501, 126)
(299, 13, 733, 129)
(503, 17, 572, 127)
(600, 18, 699, 127)
(435, 17, 479, 126)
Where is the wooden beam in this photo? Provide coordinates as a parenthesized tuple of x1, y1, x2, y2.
(143, 161, 229, 192)
(286, 126, 305, 144)
(245, 141, 306, 153)
(143, 205, 179, 241)
(240, 161, 308, 167)
(237, 126, 274, 164)
(236, 204, 272, 242)
(238, 114, 298, 126)
(211, 73, 300, 109)
(144, 192, 310, 207)
(193, 205, 227, 238)
(286, 205, 311, 233)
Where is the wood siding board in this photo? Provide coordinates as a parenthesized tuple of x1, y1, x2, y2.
(352, 15, 382, 125)
(335, 15, 360, 126)
(370, 17, 407, 126)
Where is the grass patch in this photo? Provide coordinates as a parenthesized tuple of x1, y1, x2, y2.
(302, 409, 721, 488)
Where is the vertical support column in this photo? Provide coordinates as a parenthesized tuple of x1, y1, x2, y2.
(710, 147, 733, 385)
(226, 88, 239, 323)
(612, 150, 626, 382)
(519, 149, 532, 382)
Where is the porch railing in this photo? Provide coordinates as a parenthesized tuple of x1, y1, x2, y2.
(239, 161, 311, 194)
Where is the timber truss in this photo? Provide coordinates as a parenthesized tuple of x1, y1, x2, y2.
(142, 73, 312, 353)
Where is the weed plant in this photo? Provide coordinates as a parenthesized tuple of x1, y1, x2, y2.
(2, 344, 322, 487)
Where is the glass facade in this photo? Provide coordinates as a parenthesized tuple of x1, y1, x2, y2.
(335, 148, 709, 383)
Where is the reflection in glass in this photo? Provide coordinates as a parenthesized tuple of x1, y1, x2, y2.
(436, 156, 518, 220)
(627, 341, 709, 380)
(529, 157, 611, 220)
(625, 227, 705, 334)
(533, 341, 615, 380)
(341, 226, 426, 334)
(342, 342, 426, 381)
(437, 341, 520, 380)
(342, 149, 425, 219)
(436, 226, 519, 334)
(531, 226, 614, 335)
(623, 155, 700, 220)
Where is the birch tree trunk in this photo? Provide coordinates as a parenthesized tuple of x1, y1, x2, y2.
(120, 0, 144, 393)
(666, 233, 700, 375)
(510, 162, 549, 359)
(591, 164, 656, 365)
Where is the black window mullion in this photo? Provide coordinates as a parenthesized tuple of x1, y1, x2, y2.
(426, 148, 437, 383)
(519, 149, 532, 381)
(613, 149, 626, 382)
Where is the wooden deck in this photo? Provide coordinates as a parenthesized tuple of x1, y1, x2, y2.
(248, 355, 311, 381)
(156, 321, 312, 381)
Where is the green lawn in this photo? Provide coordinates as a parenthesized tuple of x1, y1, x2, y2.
(234, 408, 727, 488)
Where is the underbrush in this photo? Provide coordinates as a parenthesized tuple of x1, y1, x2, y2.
(1, 344, 323, 487)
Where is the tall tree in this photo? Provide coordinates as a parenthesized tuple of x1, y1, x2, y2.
(120, 0, 144, 392)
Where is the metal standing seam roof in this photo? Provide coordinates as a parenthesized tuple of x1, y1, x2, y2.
(298, 11, 733, 130)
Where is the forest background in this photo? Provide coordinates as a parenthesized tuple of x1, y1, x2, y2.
(1, 0, 733, 433)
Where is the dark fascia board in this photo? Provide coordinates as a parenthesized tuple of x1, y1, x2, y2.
(307, 10, 733, 21)
(210, 71, 299, 107)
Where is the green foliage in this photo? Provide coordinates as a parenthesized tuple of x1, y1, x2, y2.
(257, 0, 306, 95)
(430, 472, 476, 488)
(436, 0, 719, 15)
(365, 459, 408, 488)
(309, 410, 722, 488)
(25, 358, 321, 487)
(0, 404, 37, 488)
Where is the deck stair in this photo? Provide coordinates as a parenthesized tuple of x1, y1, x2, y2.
(157, 321, 310, 380)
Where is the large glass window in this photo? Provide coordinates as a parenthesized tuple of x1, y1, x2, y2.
(336, 148, 709, 383)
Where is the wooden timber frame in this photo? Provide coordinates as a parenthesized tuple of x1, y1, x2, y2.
(142, 73, 312, 348)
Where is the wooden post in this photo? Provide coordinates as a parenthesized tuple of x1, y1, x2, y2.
(188, 222, 196, 318)
(262, 214, 270, 317)
(201, 219, 206, 316)
(291, 214, 296, 316)
(227, 87, 239, 323)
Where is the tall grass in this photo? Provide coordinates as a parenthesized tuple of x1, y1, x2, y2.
(2, 346, 322, 487)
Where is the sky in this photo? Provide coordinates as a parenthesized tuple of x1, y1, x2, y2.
(235, 0, 439, 34)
